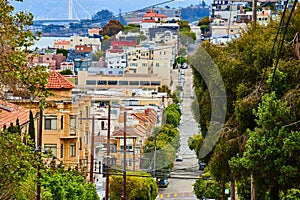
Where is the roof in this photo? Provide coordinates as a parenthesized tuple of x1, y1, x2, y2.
(143, 10, 167, 18)
(54, 40, 70, 45)
(111, 41, 136, 47)
(46, 70, 75, 89)
(0, 100, 30, 129)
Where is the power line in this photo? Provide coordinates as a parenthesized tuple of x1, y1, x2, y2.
(270, 0, 298, 89)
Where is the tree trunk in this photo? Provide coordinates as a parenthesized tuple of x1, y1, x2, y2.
(222, 182, 225, 200)
(231, 181, 236, 200)
(269, 184, 280, 200)
(251, 175, 255, 200)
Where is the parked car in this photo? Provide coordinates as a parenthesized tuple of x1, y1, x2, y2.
(199, 162, 206, 170)
(157, 178, 169, 188)
(176, 156, 183, 162)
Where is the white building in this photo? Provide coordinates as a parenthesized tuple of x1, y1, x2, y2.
(70, 36, 101, 52)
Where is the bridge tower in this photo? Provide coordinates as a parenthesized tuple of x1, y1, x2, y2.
(68, 0, 73, 20)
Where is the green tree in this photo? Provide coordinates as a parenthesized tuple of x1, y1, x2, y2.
(179, 20, 191, 32)
(0, 0, 49, 99)
(110, 172, 158, 200)
(198, 16, 210, 26)
(59, 69, 73, 75)
(194, 172, 226, 200)
(123, 23, 140, 33)
(0, 129, 37, 200)
(42, 167, 99, 200)
(56, 48, 69, 57)
(200, 25, 209, 35)
(230, 92, 298, 200)
(92, 50, 105, 61)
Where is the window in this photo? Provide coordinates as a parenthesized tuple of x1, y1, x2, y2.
(70, 143, 76, 157)
(108, 80, 118, 85)
(61, 144, 63, 158)
(84, 131, 88, 144)
(98, 80, 107, 85)
(70, 115, 76, 129)
(85, 106, 88, 118)
(129, 81, 139, 85)
(44, 115, 57, 130)
(79, 137, 82, 150)
(151, 81, 161, 86)
(119, 81, 128, 85)
(60, 116, 64, 130)
(140, 81, 150, 85)
(44, 144, 57, 157)
(79, 111, 82, 124)
(101, 121, 107, 130)
(86, 80, 96, 85)
(156, 63, 159, 67)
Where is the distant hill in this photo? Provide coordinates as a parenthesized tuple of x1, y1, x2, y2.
(181, 5, 210, 23)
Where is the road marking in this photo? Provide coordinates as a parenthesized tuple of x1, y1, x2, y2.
(158, 192, 196, 199)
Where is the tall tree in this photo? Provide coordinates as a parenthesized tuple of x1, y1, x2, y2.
(28, 110, 35, 145)
(0, 0, 49, 99)
(100, 19, 124, 37)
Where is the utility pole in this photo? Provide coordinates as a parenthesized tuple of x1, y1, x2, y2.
(37, 108, 43, 200)
(105, 105, 111, 200)
(122, 111, 127, 200)
(90, 116, 95, 183)
(252, 0, 257, 27)
(153, 132, 157, 179)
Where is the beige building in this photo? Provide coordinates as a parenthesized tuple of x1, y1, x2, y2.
(12, 71, 92, 170)
(110, 108, 157, 171)
(77, 71, 164, 90)
(70, 36, 101, 52)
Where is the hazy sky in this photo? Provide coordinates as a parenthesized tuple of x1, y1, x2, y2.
(11, 0, 208, 19)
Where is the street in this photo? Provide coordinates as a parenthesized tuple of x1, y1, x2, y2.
(157, 68, 200, 200)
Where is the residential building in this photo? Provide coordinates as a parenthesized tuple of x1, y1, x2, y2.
(105, 41, 136, 69)
(27, 53, 66, 70)
(0, 100, 31, 133)
(60, 62, 75, 73)
(70, 36, 101, 52)
(110, 107, 158, 171)
(54, 40, 71, 50)
(11, 71, 92, 171)
(77, 71, 163, 90)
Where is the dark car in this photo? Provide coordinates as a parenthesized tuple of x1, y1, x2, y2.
(199, 162, 206, 170)
(175, 156, 183, 162)
(157, 178, 169, 188)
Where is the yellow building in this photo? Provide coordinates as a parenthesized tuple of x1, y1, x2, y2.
(11, 71, 92, 170)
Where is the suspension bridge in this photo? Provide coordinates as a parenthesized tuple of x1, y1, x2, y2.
(33, 0, 92, 25)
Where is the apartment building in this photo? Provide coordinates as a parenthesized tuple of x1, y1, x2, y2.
(70, 36, 101, 52)
(11, 71, 92, 170)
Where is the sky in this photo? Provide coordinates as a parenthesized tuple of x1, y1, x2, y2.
(11, 0, 208, 20)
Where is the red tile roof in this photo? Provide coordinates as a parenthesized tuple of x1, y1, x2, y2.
(46, 71, 75, 89)
(54, 40, 70, 45)
(111, 41, 136, 47)
(143, 10, 167, 18)
(0, 100, 30, 129)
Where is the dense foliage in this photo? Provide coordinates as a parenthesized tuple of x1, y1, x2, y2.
(189, 5, 300, 199)
(110, 172, 158, 200)
(0, 0, 49, 99)
(0, 1, 99, 199)
(100, 19, 124, 37)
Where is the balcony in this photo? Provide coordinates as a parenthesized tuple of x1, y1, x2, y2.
(60, 130, 79, 139)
